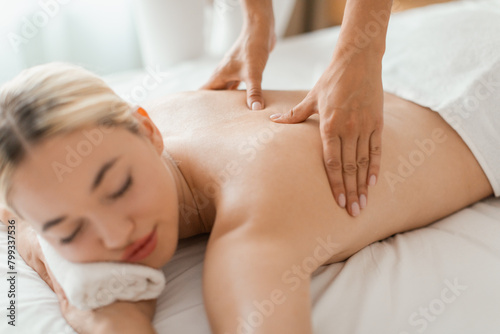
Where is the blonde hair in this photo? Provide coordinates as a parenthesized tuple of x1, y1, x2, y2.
(0, 62, 141, 215)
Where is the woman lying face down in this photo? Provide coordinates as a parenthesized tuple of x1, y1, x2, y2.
(0, 62, 494, 333)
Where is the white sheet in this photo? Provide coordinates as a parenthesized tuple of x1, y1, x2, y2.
(1, 1, 500, 333)
(381, 0, 500, 196)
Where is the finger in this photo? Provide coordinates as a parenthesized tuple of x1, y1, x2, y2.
(51, 273, 66, 301)
(43, 259, 61, 294)
(356, 135, 370, 210)
(33, 249, 57, 291)
(367, 128, 383, 187)
(341, 136, 360, 217)
(200, 74, 231, 91)
(246, 73, 264, 110)
(41, 254, 65, 298)
(200, 66, 240, 91)
(271, 97, 316, 123)
(45, 263, 70, 310)
(200, 73, 221, 90)
(36, 261, 55, 291)
(322, 135, 346, 210)
(53, 280, 71, 317)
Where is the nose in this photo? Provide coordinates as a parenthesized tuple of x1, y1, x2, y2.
(92, 212, 135, 250)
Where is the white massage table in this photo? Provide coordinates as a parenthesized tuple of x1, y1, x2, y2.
(1, 1, 500, 333)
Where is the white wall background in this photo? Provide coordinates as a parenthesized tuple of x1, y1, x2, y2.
(0, 0, 296, 85)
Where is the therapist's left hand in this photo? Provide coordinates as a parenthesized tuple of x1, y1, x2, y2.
(201, 20, 276, 111)
(270, 50, 384, 217)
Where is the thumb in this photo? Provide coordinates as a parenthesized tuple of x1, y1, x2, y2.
(200, 75, 227, 91)
(270, 98, 316, 123)
(201, 66, 238, 91)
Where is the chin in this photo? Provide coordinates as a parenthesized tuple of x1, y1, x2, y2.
(145, 246, 176, 269)
(144, 226, 178, 269)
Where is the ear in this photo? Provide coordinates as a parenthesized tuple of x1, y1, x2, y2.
(133, 107, 164, 155)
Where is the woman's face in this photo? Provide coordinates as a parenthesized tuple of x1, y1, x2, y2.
(9, 112, 179, 269)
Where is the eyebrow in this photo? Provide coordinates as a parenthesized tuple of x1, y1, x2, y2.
(41, 156, 120, 233)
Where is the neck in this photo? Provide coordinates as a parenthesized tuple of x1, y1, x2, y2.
(160, 150, 208, 239)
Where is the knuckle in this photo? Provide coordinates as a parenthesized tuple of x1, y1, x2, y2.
(247, 88, 262, 100)
(344, 119, 357, 131)
(321, 120, 336, 135)
(346, 190, 358, 198)
(370, 145, 382, 156)
(357, 156, 370, 169)
(248, 69, 264, 82)
(358, 182, 368, 192)
(325, 158, 342, 171)
(342, 162, 358, 175)
(330, 180, 345, 191)
(368, 167, 380, 176)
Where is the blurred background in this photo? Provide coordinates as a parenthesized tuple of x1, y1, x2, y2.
(0, 0, 453, 85)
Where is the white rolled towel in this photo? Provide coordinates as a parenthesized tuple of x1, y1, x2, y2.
(37, 234, 166, 310)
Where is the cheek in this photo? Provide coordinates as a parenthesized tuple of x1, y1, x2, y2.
(49, 244, 94, 264)
(154, 224, 178, 268)
(135, 165, 179, 222)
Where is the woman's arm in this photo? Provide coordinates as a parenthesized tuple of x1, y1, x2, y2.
(54, 290, 158, 334)
(203, 228, 314, 334)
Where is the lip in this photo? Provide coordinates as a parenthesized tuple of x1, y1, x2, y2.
(121, 226, 158, 263)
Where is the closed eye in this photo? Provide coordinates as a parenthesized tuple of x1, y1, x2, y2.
(60, 222, 84, 244)
(59, 172, 133, 245)
(109, 173, 133, 200)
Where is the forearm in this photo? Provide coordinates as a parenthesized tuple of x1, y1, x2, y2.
(336, 0, 393, 59)
(91, 300, 158, 334)
(95, 311, 157, 334)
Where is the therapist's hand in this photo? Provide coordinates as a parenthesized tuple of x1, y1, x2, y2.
(201, 20, 276, 110)
(270, 49, 384, 217)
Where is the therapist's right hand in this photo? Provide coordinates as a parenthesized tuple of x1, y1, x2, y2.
(201, 20, 276, 111)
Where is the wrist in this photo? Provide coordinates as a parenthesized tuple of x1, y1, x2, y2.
(331, 41, 385, 71)
(93, 311, 156, 334)
(239, 18, 275, 53)
(92, 301, 156, 334)
(241, 0, 274, 34)
(334, 39, 386, 62)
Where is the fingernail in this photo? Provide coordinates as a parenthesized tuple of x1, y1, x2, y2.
(369, 175, 377, 186)
(351, 202, 360, 217)
(270, 113, 282, 120)
(359, 194, 367, 209)
(252, 102, 262, 110)
(338, 193, 346, 208)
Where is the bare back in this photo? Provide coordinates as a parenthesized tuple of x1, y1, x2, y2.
(146, 90, 493, 264)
